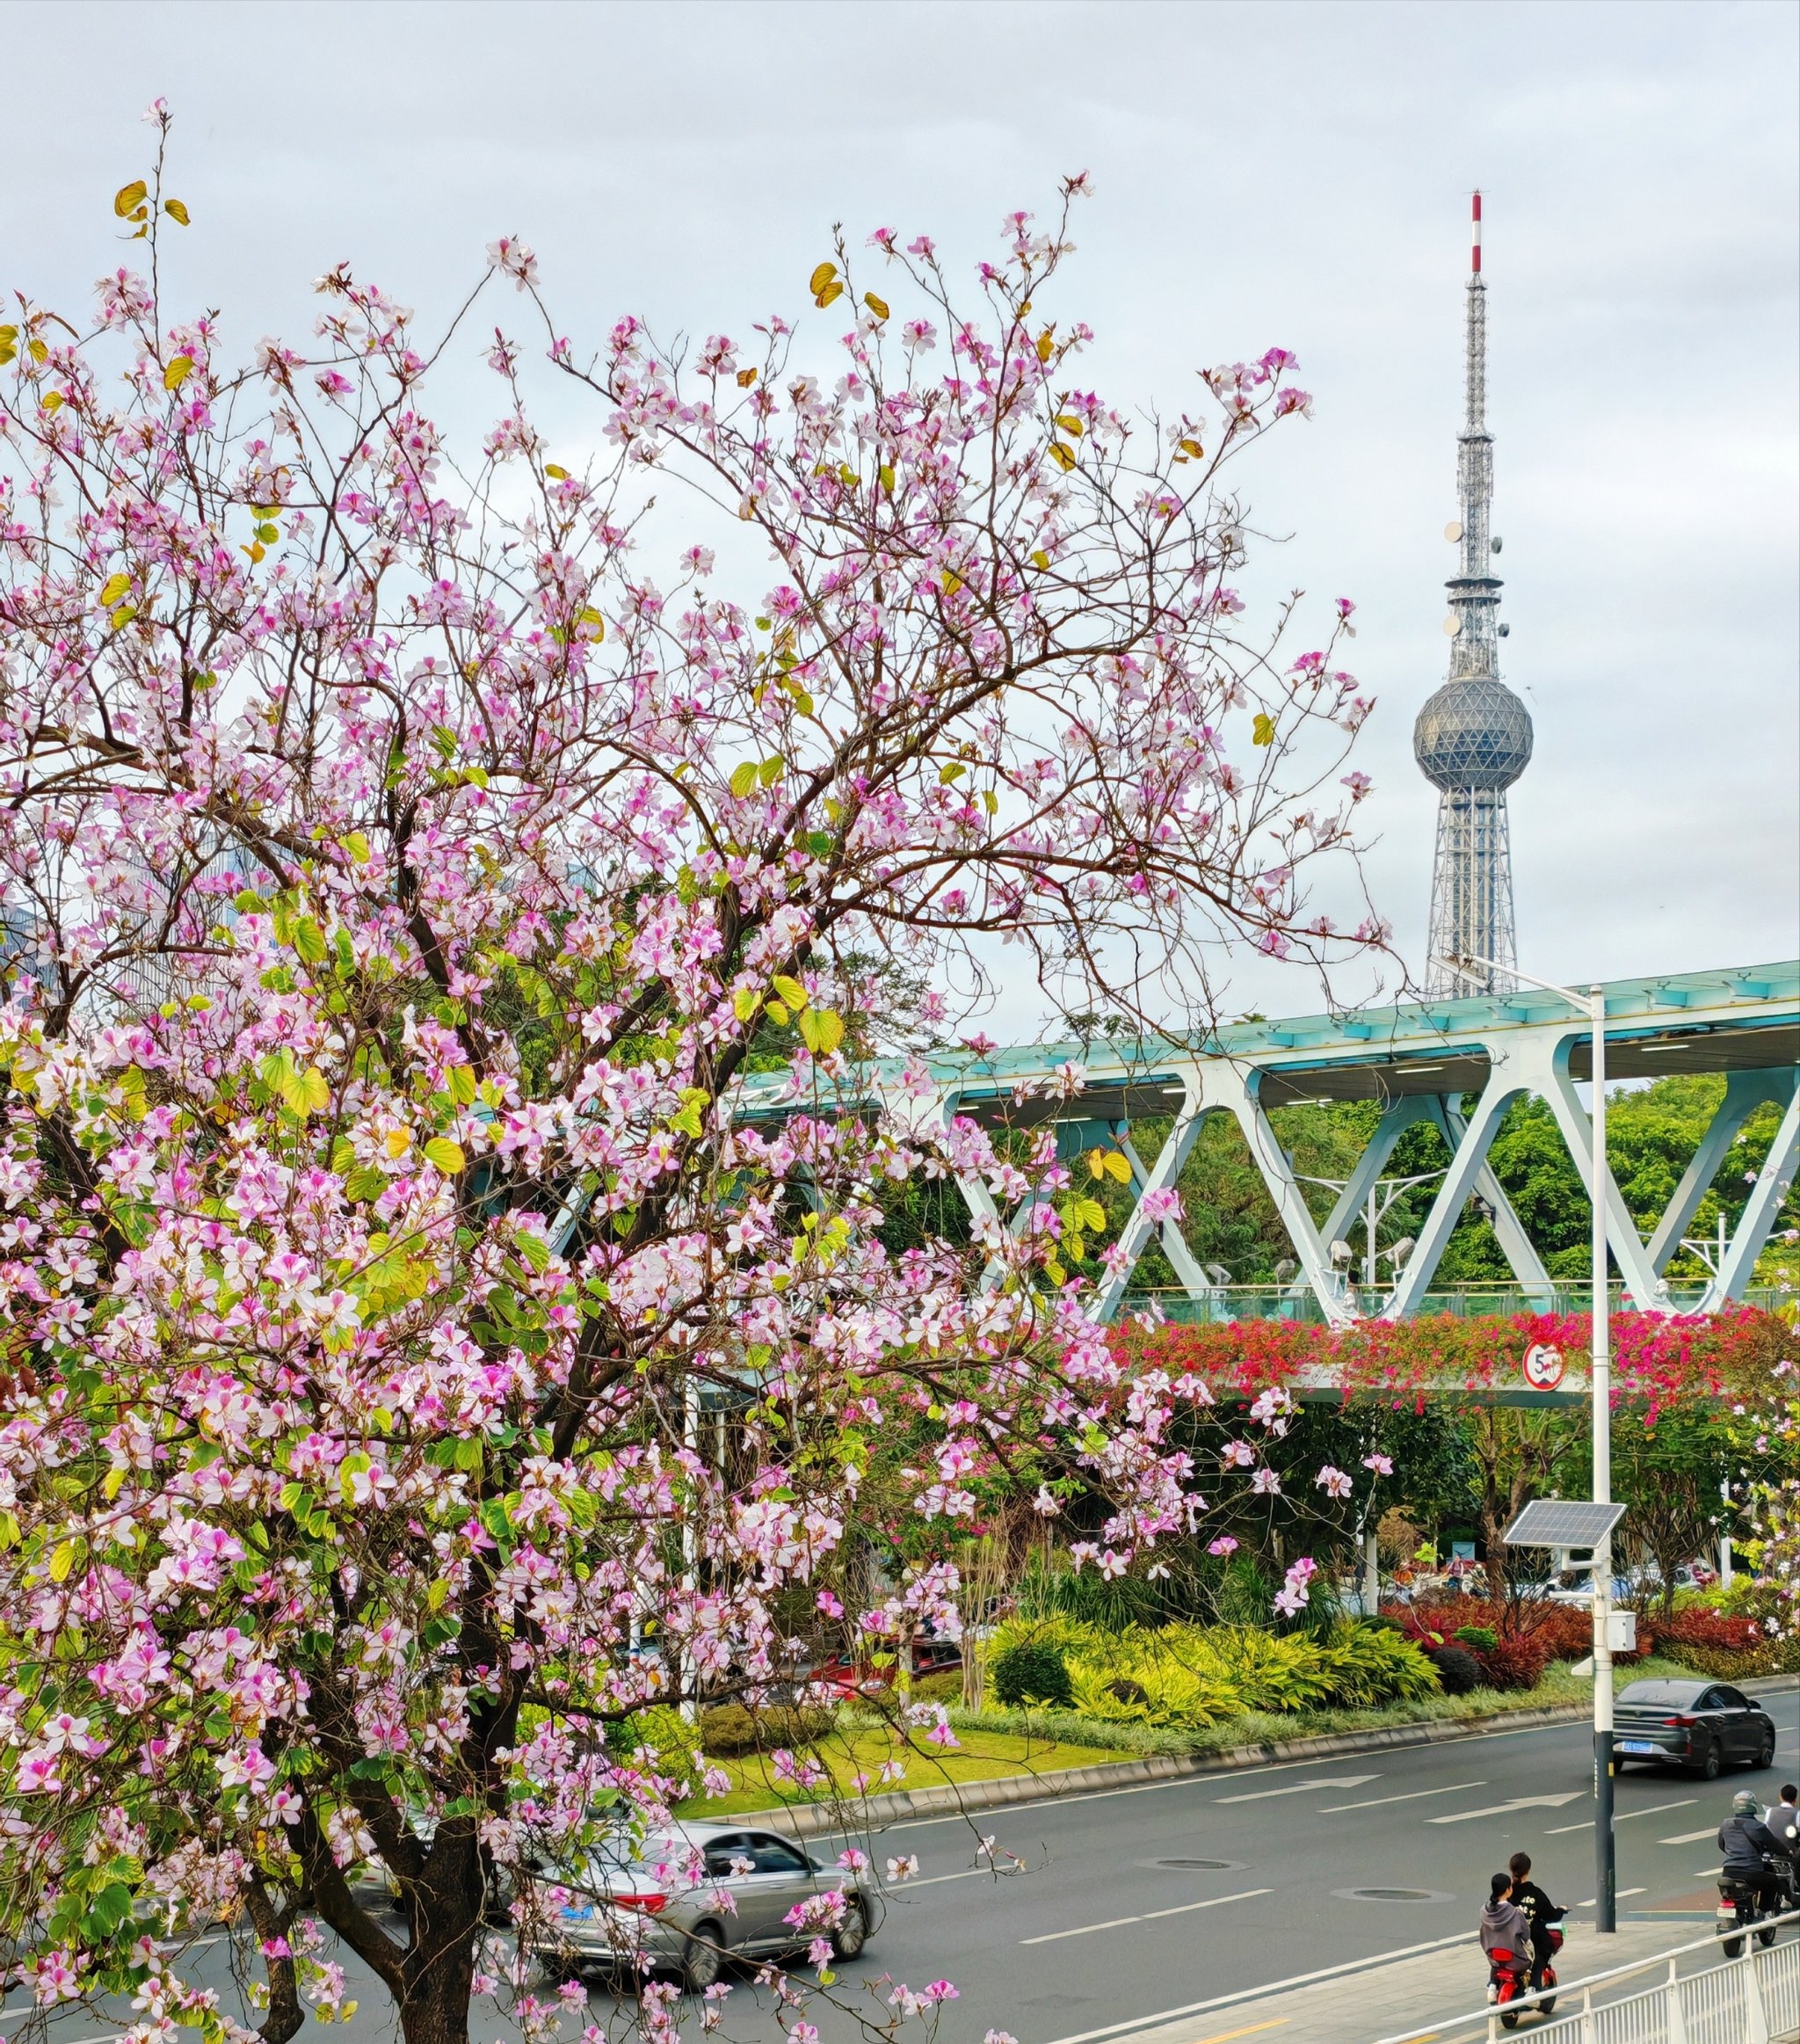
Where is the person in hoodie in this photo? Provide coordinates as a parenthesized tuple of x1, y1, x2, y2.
(1479, 1870, 1530, 1989)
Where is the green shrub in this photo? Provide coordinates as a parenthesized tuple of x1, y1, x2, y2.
(1453, 1626, 1499, 1654)
(621, 1705, 704, 1787)
(991, 1638, 1075, 1709)
(909, 1668, 963, 1705)
(1427, 1645, 1481, 1696)
(697, 1702, 835, 1757)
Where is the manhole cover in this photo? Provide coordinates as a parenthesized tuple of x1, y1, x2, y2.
(1157, 1857, 1234, 1869)
(1333, 1886, 1453, 1904)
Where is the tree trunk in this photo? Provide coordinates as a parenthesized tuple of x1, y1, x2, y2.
(396, 1942, 477, 2044)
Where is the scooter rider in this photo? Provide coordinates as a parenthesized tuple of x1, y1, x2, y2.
(1718, 1788, 1787, 1915)
(1479, 1870, 1531, 1990)
(1507, 1851, 1566, 1989)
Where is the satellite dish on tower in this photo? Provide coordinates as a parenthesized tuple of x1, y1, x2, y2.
(1444, 520, 1463, 542)
(1442, 615, 1461, 636)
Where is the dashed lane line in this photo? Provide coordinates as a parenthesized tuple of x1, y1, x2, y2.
(1020, 1888, 1273, 1946)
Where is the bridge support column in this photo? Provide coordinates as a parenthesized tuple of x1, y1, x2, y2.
(1697, 1075, 1800, 1312)
(1528, 1033, 1666, 1311)
(1380, 1063, 1521, 1320)
(1427, 1093, 1557, 1308)
(1646, 1069, 1794, 1276)
(1091, 1089, 1209, 1321)
(1220, 1066, 1355, 1326)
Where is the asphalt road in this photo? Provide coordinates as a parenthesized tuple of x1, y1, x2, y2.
(12, 1693, 1800, 2044)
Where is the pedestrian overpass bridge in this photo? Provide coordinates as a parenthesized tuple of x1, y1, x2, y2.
(744, 959, 1799, 1329)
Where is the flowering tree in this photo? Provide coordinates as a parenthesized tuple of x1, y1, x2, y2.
(0, 113, 1380, 2044)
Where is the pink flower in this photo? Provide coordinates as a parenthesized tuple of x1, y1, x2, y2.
(1315, 1465, 1354, 1500)
(1208, 1536, 1238, 1557)
(487, 236, 541, 291)
(1361, 1452, 1394, 1476)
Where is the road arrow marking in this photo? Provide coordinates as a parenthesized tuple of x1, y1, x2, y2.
(1426, 1792, 1586, 1824)
(1216, 1774, 1378, 1803)
(1321, 1779, 1484, 1813)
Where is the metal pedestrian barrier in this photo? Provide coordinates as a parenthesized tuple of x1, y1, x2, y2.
(1373, 1909, 1800, 2043)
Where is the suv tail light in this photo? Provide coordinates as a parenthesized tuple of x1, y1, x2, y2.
(1662, 1714, 1699, 1728)
(610, 1893, 669, 1914)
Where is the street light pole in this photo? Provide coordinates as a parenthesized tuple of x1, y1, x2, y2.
(1434, 957, 1615, 1931)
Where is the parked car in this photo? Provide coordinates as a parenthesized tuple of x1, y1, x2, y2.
(1545, 1571, 1633, 1608)
(526, 1821, 880, 1988)
(1613, 1679, 1775, 1778)
(813, 1636, 962, 1701)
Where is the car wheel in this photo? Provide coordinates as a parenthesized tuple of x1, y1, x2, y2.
(682, 1924, 724, 1992)
(832, 1901, 869, 1960)
(1696, 1740, 1722, 1780)
(1758, 1736, 1776, 1770)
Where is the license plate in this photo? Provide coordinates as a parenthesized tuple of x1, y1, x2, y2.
(1616, 1741, 1658, 1754)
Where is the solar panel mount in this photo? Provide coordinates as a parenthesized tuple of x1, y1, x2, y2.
(1500, 1498, 1626, 1549)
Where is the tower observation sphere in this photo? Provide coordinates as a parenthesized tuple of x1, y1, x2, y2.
(1413, 676, 1534, 791)
(1419, 192, 1530, 998)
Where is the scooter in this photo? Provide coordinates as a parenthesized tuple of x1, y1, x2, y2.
(1485, 1924, 1562, 2031)
(1717, 1865, 1782, 1958)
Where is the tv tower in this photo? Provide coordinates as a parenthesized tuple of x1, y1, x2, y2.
(1415, 192, 1533, 997)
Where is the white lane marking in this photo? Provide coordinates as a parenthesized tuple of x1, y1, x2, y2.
(1020, 1888, 1272, 1946)
(1216, 1774, 1377, 1804)
(1576, 1887, 1646, 1904)
(1034, 1929, 1483, 2044)
(1661, 1827, 1722, 1844)
(878, 1707, 1631, 1832)
(899, 1866, 1015, 1888)
(1320, 1779, 1484, 1813)
(1547, 1795, 1698, 1835)
(1427, 1792, 1584, 1824)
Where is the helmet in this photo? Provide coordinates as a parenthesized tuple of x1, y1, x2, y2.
(1733, 1790, 1760, 1816)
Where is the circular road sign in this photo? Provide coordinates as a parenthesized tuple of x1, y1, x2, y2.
(1522, 1343, 1565, 1391)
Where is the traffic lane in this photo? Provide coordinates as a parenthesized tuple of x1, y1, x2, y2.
(849, 1716, 1797, 2039)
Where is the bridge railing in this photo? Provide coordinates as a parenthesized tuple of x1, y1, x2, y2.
(1116, 1282, 1784, 1326)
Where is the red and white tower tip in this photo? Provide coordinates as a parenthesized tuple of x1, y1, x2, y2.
(1471, 190, 1483, 274)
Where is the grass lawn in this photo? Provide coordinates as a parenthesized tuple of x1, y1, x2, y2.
(674, 1722, 1123, 1818)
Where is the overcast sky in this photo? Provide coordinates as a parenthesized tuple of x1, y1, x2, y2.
(4, 0, 1795, 1031)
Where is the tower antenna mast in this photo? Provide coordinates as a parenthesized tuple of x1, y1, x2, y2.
(1415, 192, 1534, 997)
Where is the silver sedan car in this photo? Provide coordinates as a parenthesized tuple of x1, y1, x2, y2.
(526, 1821, 881, 1989)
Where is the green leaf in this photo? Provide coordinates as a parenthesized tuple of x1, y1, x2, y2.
(732, 988, 761, 1023)
(758, 755, 784, 788)
(99, 572, 131, 607)
(163, 356, 193, 392)
(446, 1064, 477, 1106)
(729, 761, 758, 798)
(798, 1007, 844, 1057)
(773, 974, 809, 1011)
(1252, 712, 1276, 746)
(424, 1137, 465, 1174)
(293, 918, 327, 964)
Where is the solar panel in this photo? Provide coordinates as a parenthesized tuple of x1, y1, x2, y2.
(1501, 1498, 1626, 1549)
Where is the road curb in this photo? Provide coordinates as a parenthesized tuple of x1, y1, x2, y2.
(744, 1672, 1800, 1840)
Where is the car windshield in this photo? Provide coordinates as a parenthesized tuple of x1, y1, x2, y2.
(1618, 1682, 1705, 1706)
